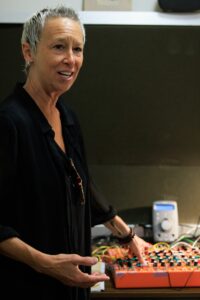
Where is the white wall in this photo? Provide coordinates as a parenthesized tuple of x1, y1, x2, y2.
(1, 0, 199, 25)
(133, 0, 158, 11)
(0, 0, 83, 22)
(0, 0, 160, 23)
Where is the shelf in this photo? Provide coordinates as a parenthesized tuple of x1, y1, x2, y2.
(0, 11, 200, 26)
(79, 11, 200, 26)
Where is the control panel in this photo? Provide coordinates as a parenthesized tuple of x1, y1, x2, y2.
(98, 243, 200, 288)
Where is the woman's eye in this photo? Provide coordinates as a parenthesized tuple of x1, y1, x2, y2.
(74, 47, 82, 53)
(54, 44, 64, 50)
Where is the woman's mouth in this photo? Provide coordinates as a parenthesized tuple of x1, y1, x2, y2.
(58, 71, 73, 78)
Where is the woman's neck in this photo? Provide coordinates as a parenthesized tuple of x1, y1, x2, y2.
(23, 78, 59, 121)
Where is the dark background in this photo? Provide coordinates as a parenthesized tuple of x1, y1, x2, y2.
(1, 24, 200, 223)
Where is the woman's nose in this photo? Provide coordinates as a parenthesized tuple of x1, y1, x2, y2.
(63, 49, 75, 65)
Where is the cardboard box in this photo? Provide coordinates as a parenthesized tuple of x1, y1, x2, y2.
(83, 0, 132, 11)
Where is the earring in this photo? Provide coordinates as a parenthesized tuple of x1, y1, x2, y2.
(27, 59, 33, 66)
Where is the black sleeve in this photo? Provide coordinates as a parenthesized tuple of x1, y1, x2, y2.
(89, 177, 117, 226)
(0, 225, 20, 242)
(0, 114, 20, 241)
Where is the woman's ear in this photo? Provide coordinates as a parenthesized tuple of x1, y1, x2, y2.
(22, 42, 33, 65)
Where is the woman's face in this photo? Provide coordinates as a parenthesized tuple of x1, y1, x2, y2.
(27, 17, 84, 96)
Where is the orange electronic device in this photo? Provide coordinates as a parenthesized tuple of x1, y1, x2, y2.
(102, 243, 200, 288)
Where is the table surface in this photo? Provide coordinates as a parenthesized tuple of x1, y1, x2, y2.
(91, 280, 200, 299)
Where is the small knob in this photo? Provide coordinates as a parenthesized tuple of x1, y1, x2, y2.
(161, 219, 171, 231)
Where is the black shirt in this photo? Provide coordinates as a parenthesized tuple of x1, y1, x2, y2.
(0, 83, 116, 299)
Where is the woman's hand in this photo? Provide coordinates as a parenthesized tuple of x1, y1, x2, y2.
(127, 235, 151, 264)
(104, 215, 151, 264)
(39, 253, 110, 288)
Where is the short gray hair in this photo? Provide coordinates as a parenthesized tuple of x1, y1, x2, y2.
(21, 6, 85, 73)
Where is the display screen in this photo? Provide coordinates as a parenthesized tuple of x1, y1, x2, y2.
(154, 203, 175, 211)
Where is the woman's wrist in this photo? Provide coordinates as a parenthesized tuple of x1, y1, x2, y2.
(116, 227, 136, 245)
(104, 215, 136, 243)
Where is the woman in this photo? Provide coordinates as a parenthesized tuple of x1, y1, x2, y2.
(0, 6, 149, 299)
